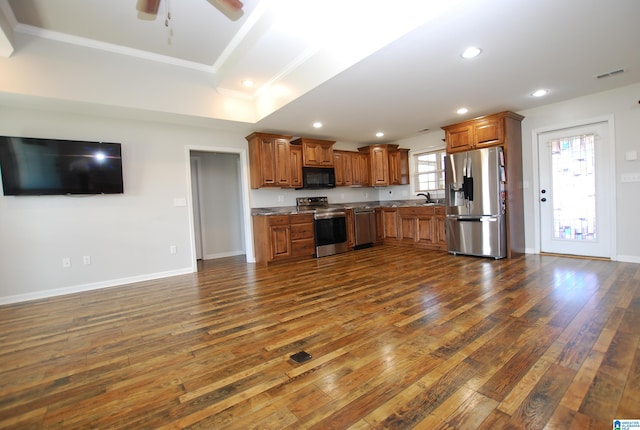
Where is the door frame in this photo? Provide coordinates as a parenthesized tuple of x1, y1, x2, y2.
(530, 115, 617, 259)
(185, 145, 255, 272)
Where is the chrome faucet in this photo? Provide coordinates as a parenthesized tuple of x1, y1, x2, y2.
(417, 192, 432, 203)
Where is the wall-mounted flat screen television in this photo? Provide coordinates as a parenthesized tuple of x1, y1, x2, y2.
(0, 136, 124, 196)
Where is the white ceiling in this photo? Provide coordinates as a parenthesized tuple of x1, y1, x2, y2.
(1, 0, 639, 143)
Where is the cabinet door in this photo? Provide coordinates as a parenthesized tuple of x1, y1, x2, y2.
(258, 138, 277, 186)
(274, 139, 291, 186)
(289, 145, 303, 188)
(269, 225, 291, 260)
(382, 208, 398, 239)
(445, 125, 473, 153)
(474, 117, 503, 148)
(435, 214, 447, 249)
(370, 146, 389, 186)
(399, 212, 417, 242)
(389, 149, 409, 185)
(342, 152, 353, 186)
(303, 141, 334, 167)
(416, 215, 435, 245)
(345, 209, 355, 248)
(333, 151, 345, 186)
(353, 153, 369, 186)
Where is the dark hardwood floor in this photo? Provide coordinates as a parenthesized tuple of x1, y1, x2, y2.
(1, 246, 638, 429)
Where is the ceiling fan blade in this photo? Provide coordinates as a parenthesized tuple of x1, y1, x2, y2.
(219, 0, 243, 11)
(137, 0, 161, 15)
(206, 0, 244, 21)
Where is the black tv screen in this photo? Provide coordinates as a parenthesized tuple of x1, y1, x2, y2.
(0, 136, 124, 196)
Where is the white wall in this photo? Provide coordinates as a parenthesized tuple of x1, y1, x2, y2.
(0, 105, 251, 304)
(519, 83, 640, 262)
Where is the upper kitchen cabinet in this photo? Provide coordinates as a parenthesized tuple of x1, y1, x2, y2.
(389, 147, 409, 185)
(358, 144, 391, 186)
(442, 111, 525, 154)
(291, 138, 335, 167)
(246, 132, 295, 189)
(333, 150, 353, 186)
(358, 144, 409, 187)
(334, 150, 370, 187)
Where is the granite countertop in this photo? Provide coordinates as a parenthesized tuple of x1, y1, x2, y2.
(251, 199, 444, 216)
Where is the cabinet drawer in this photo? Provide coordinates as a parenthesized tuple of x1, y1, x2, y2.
(398, 207, 434, 216)
(268, 215, 290, 226)
(291, 239, 315, 257)
(434, 206, 446, 215)
(290, 213, 314, 224)
(291, 223, 314, 240)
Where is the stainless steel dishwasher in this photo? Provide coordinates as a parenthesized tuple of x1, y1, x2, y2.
(353, 208, 376, 249)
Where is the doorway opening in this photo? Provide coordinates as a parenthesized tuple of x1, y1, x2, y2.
(187, 146, 254, 271)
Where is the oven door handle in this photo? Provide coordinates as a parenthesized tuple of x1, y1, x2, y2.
(314, 211, 346, 220)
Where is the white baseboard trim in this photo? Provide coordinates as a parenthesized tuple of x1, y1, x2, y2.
(0, 267, 194, 306)
(202, 250, 245, 260)
(616, 255, 640, 264)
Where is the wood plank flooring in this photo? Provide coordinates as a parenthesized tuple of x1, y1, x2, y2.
(1, 246, 639, 429)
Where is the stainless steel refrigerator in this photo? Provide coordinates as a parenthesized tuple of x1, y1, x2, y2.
(445, 146, 507, 259)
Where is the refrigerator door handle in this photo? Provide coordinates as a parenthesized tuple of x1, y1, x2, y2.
(447, 215, 500, 222)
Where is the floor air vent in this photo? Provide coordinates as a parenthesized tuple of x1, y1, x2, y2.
(290, 351, 312, 363)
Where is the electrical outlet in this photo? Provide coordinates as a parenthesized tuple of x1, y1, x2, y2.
(621, 173, 640, 182)
(277, 195, 284, 203)
(83, 255, 91, 265)
(62, 257, 71, 268)
(170, 245, 177, 255)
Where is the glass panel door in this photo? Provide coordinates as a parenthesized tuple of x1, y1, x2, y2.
(538, 122, 611, 258)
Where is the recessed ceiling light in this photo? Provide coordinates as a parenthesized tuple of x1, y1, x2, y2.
(375, 132, 384, 138)
(312, 122, 323, 128)
(456, 107, 469, 115)
(241, 79, 255, 88)
(461, 47, 482, 59)
(531, 89, 549, 97)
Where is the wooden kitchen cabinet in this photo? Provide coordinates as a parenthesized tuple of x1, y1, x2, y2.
(345, 208, 355, 248)
(386, 206, 446, 251)
(434, 206, 447, 249)
(388, 148, 409, 185)
(289, 144, 303, 188)
(292, 138, 335, 167)
(253, 213, 315, 265)
(358, 144, 409, 187)
(246, 132, 296, 189)
(358, 144, 392, 186)
(352, 152, 370, 186)
(375, 208, 384, 244)
(290, 213, 315, 257)
(333, 150, 353, 186)
(381, 207, 399, 239)
(442, 111, 524, 154)
(334, 150, 369, 187)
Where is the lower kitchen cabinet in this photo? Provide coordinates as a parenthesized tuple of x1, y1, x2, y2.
(253, 213, 315, 265)
(379, 206, 446, 251)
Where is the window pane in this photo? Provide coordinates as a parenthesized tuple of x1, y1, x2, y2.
(550, 134, 596, 241)
(413, 149, 445, 193)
